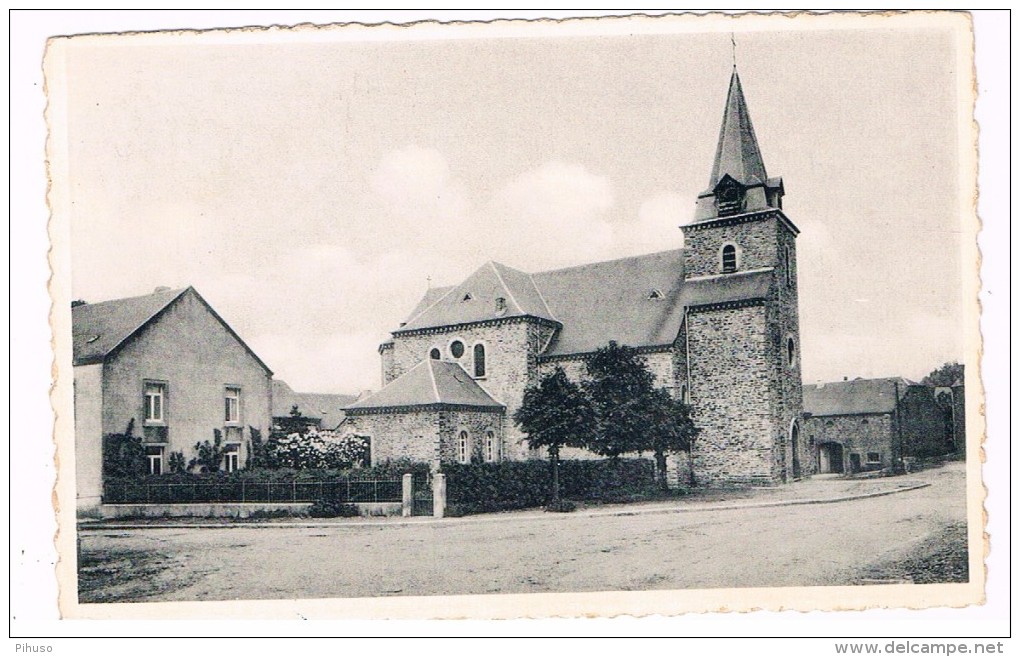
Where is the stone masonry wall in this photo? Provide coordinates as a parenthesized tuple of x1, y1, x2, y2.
(343, 409, 440, 467)
(802, 413, 895, 472)
(682, 213, 784, 278)
(437, 409, 505, 464)
(386, 319, 553, 461)
(687, 304, 776, 485)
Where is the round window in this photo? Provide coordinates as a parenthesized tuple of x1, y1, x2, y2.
(450, 341, 465, 358)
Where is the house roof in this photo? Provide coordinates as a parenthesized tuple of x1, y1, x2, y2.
(396, 249, 776, 358)
(71, 286, 272, 374)
(272, 380, 358, 428)
(399, 261, 556, 332)
(346, 359, 503, 411)
(72, 287, 188, 366)
(707, 68, 768, 190)
(803, 377, 913, 417)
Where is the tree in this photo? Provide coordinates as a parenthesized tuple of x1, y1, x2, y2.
(188, 428, 226, 473)
(582, 342, 658, 459)
(513, 367, 594, 504)
(102, 419, 147, 479)
(644, 388, 699, 489)
(922, 362, 964, 387)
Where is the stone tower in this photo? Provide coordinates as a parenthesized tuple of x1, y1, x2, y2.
(681, 69, 806, 485)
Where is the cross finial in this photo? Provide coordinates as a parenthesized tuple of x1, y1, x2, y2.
(426, 275, 432, 290)
(731, 32, 737, 69)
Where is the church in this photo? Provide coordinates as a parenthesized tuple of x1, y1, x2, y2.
(343, 69, 806, 486)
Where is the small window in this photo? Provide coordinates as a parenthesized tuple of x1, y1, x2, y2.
(787, 337, 797, 368)
(224, 443, 240, 472)
(721, 245, 737, 273)
(146, 446, 164, 475)
(648, 289, 663, 300)
(861, 418, 869, 425)
(144, 382, 166, 423)
(225, 387, 241, 424)
(680, 384, 690, 404)
(485, 431, 497, 462)
(450, 340, 465, 359)
(458, 431, 469, 464)
(867, 452, 881, 464)
(429, 348, 441, 360)
(462, 293, 473, 302)
(473, 344, 486, 377)
(494, 297, 507, 314)
(825, 420, 834, 428)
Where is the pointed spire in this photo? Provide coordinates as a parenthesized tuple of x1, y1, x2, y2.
(708, 69, 767, 189)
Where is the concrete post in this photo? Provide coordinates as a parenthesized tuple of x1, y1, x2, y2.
(401, 473, 413, 518)
(433, 473, 446, 519)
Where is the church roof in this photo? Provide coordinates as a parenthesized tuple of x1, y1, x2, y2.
(346, 359, 503, 411)
(708, 69, 768, 190)
(396, 250, 778, 357)
(535, 249, 687, 357)
(399, 261, 555, 332)
(803, 377, 913, 417)
(272, 380, 358, 429)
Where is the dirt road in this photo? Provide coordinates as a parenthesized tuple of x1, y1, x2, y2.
(78, 463, 967, 602)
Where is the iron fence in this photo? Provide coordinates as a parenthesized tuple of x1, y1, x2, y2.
(103, 478, 403, 505)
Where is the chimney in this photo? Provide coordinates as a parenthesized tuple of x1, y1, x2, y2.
(843, 376, 848, 381)
(154, 286, 171, 293)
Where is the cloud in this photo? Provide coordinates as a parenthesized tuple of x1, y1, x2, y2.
(483, 161, 616, 270)
(610, 192, 690, 256)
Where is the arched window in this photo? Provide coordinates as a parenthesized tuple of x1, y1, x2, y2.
(458, 431, 469, 464)
(429, 348, 441, 360)
(787, 336, 797, 368)
(680, 384, 690, 404)
(450, 340, 465, 359)
(473, 343, 486, 377)
(485, 431, 497, 462)
(721, 244, 738, 273)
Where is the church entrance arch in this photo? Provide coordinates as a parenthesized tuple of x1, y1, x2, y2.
(790, 419, 801, 479)
(818, 442, 844, 474)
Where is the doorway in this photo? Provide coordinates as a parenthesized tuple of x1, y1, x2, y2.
(818, 442, 844, 474)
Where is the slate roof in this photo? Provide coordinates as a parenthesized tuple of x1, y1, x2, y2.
(72, 287, 188, 366)
(397, 249, 776, 358)
(346, 359, 503, 411)
(803, 377, 913, 417)
(272, 380, 358, 429)
(534, 250, 687, 357)
(399, 261, 555, 332)
(708, 69, 768, 190)
(71, 286, 272, 374)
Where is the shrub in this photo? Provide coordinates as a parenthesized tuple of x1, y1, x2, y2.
(443, 458, 657, 515)
(263, 429, 370, 470)
(545, 499, 577, 513)
(308, 499, 360, 518)
(102, 420, 146, 478)
(188, 429, 225, 473)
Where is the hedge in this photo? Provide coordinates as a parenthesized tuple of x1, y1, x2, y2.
(103, 459, 432, 487)
(443, 458, 657, 515)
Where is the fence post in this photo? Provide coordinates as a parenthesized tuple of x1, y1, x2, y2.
(402, 473, 413, 517)
(241, 481, 246, 504)
(433, 473, 446, 519)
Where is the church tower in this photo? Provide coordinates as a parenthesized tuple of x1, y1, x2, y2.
(681, 68, 806, 484)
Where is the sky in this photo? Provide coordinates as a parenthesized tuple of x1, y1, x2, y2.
(55, 14, 974, 394)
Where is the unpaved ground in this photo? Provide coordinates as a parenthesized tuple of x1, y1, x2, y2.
(78, 463, 968, 602)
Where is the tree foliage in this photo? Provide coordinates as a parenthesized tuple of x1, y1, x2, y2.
(102, 419, 147, 479)
(583, 341, 658, 459)
(513, 366, 594, 502)
(188, 428, 226, 473)
(922, 362, 964, 388)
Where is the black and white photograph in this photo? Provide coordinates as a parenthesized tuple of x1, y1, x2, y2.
(30, 10, 1000, 627)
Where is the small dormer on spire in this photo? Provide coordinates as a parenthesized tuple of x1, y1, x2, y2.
(695, 68, 784, 221)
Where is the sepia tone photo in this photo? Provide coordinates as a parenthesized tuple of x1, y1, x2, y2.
(45, 11, 985, 619)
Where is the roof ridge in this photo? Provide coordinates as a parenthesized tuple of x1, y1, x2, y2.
(402, 284, 459, 328)
(427, 359, 442, 403)
(100, 287, 190, 363)
(533, 248, 685, 277)
(527, 272, 558, 322)
(488, 261, 524, 315)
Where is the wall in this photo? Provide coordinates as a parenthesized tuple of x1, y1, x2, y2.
(101, 290, 272, 472)
(802, 413, 895, 472)
(74, 363, 104, 513)
(687, 304, 776, 485)
(344, 409, 440, 466)
(387, 318, 553, 461)
(900, 385, 951, 458)
(437, 409, 504, 464)
(682, 213, 783, 278)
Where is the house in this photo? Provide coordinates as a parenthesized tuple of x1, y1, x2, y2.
(271, 379, 358, 432)
(345, 69, 806, 486)
(802, 377, 950, 474)
(72, 286, 273, 512)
